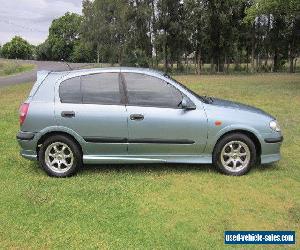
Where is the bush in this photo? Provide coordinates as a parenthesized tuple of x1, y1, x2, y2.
(1, 36, 33, 59)
(122, 49, 149, 67)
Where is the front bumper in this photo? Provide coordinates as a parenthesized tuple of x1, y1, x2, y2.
(16, 131, 38, 161)
(260, 133, 283, 164)
(264, 136, 283, 144)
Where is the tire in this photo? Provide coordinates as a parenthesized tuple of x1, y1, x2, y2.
(213, 133, 256, 176)
(38, 135, 82, 177)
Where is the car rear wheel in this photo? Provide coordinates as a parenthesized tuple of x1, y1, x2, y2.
(38, 135, 82, 177)
(213, 133, 256, 176)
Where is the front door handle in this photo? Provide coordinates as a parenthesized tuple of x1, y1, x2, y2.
(130, 114, 144, 121)
(61, 111, 75, 118)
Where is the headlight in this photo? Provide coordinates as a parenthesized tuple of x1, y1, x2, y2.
(270, 120, 281, 132)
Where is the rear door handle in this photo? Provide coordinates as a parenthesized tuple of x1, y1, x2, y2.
(130, 114, 144, 121)
(61, 111, 75, 118)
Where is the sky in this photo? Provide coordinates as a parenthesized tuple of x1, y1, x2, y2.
(0, 0, 82, 46)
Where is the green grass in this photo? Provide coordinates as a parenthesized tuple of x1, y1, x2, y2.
(0, 60, 35, 77)
(0, 74, 299, 249)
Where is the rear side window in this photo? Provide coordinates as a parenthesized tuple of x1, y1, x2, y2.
(59, 73, 122, 105)
(82, 73, 121, 105)
(123, 73, 182, 108)
(59, 77, 81, 103)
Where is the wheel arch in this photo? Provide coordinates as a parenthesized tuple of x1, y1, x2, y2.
(214, 129, 262, 161)
(36, 131, 83, 159)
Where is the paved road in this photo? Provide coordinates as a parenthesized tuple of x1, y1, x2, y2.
(0, 60, 92, 88)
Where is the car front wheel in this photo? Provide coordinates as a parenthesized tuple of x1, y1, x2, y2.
(213, 133, 256, 176)
(38, 135, 82, 177)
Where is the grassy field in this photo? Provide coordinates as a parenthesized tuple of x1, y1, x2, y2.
(0, 60, 35, 77)
(0, 74, 299, 249)
(155, 59, 300, 75)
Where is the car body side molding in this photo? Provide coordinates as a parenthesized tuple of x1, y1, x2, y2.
(83, 137, 195, 144)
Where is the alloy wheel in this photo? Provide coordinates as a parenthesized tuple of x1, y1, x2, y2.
(44, 142, 74, 173)
(220, 140, 251, 172)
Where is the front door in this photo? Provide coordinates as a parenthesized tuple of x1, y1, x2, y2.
(55, 72, 128, 155)
(123, 72, 207, 156)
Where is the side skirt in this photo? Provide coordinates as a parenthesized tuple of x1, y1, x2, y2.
(83, 155, 212, 164)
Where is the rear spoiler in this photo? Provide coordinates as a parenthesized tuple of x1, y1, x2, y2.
(29, 70, 51, 97)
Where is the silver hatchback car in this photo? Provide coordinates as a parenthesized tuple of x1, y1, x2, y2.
(17, 68, 283, 177)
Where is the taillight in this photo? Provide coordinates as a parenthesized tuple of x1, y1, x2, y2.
(19, 103, 29, 125)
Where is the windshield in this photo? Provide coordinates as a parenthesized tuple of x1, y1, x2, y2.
(163, 74, 210, 104)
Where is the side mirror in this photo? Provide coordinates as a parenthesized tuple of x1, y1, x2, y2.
(181, 97, 196, 110)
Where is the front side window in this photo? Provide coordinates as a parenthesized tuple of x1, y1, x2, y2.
(123, 73, 182, 108)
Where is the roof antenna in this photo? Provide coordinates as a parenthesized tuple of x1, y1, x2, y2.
(61, 59, 73, 70)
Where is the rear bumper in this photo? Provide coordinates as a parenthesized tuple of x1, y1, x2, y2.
(16, 131, 35, 140)
(20, 149, 37, 160)
(17, 131, 38, 161)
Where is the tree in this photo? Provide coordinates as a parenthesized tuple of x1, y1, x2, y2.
(36, 41, 51, 61)
(70, 40, 95, 63)
(156, 0, 188, 71)
(1, 36, 33, 59)
(185, 0, 208, 74)
(47, 12, 82, 61)
(81, 0, 130, 65)
(245, 0, 300, 72)
(205, 0, 246, 73)
(33, 0, 299, 73)
(126, 0, 153, 63)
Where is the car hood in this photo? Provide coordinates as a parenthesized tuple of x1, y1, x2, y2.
(209, 97, 274, 119)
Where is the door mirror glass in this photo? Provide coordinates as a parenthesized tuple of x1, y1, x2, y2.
(181, 96, 196, 110)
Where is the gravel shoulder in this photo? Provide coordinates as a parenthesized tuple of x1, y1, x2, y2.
(0, 60, 91, 87)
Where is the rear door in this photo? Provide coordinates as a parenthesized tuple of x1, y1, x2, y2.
(123, 72, 207, 156)
(55, 72, 128, 155)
